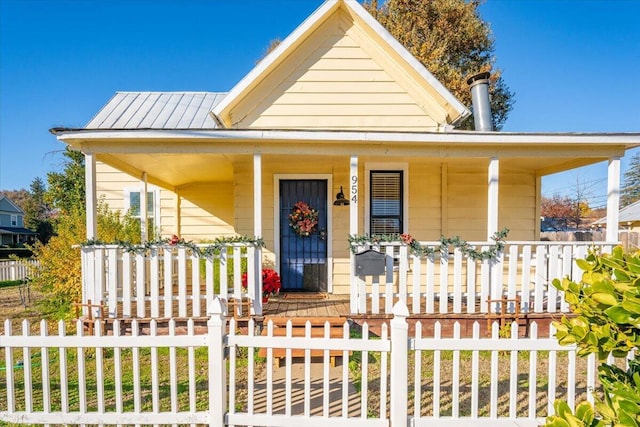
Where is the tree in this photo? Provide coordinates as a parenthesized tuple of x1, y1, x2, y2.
(545, 248, 640, 426)
(621, 151, 640, 207)
(45, 147, 85, 216)
(30, 202, 142, 319)
(541, 192, 592, 230)
(364, 0, 514, 130)
(23, 177, 54, 243)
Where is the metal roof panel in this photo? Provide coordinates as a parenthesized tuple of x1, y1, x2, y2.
(85, 91, 227, 129)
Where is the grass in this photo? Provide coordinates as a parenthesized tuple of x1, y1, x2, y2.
(1, 282, 592, 422)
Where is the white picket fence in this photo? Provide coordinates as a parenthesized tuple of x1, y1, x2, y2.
(81, 243, 262, 319)
(1, 299, 606, 426)
(351, 241, 614, 315)
(0, 259, 37, 282)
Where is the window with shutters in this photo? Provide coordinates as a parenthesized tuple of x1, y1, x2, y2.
(369, 170, 403, 234)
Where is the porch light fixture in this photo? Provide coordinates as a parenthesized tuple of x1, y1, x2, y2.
(333, 186, 350, 206)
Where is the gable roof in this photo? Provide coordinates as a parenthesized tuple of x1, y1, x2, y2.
(86, 92, 227, 129)
(0, 194, 24, 214)
(594, 199, 640, 225)
(211, 0, 470, 129)
(619, 200, 640, 223)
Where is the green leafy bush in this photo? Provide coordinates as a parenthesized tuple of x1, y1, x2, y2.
(546, 247, 640, 427)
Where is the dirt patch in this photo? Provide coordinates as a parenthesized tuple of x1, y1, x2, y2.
(0, 282, 42, 334)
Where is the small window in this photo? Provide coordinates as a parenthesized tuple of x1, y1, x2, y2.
(128, 191, 155, 220)
(10, 215, 17, 226)
(370, 171, 403, 235)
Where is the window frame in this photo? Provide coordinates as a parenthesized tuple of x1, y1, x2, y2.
(364, 163, 409, 235)
(10, 214, 17, 227)
(124, 186, 160, 225)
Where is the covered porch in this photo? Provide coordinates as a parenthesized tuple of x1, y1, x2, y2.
(68, 130, 631, 321)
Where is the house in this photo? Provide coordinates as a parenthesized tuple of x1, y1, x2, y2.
(0, 194, 36, 246)
(51, 0, 640, 317)
(593, 199, 640, 250)
(594, 199, 640, 231)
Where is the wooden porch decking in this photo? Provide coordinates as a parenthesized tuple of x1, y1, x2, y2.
(84, 292, 562, 338)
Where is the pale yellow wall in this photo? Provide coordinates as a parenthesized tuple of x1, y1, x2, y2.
(177, 183, 236, 241)
(231, 10, 442, 131)
(446, 164, 488, 241)
(95, 162, 177, 236)
(498, 170, 537, 241)
(95, 162, 235, 241)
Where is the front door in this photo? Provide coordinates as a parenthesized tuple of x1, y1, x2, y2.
(279, 179, 328, 292)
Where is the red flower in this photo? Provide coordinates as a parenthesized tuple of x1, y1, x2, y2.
(242, 268, 282, 296)
(400, 233, 414, 245)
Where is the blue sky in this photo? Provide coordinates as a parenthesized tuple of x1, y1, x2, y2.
(1, 0, 638, 210)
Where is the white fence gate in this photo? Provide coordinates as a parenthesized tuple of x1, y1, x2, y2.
(1, 299, 603, 426)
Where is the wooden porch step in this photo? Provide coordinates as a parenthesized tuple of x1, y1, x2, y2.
(258, 316, 350, 367)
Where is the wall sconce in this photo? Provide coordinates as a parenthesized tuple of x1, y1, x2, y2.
(333, 186, 350, 206)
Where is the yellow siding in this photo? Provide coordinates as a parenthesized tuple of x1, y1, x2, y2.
(95, 162, 236, 241)
(498, 171, 537, 241)
(232, 11, 441, 131)
(177, 183, 235, 241)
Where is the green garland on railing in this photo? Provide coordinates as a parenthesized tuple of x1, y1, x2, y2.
(81, 235, 265, 257)
(348, 228, 509, 261)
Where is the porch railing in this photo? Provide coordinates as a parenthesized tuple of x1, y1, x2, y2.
(350, 241, 616, 315)
(80, 243, 262, 319)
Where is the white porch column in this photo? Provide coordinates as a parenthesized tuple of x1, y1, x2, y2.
(487, 157, 499, 240)
(140, 172, 148, 242)
(349, 155, 359, 314)
(253, 153, 263, 315)
(350, 155, 359, 235)
(254, 153, 262, 236)
(606, 156, 621, 242)
(85, 152, 97, 240)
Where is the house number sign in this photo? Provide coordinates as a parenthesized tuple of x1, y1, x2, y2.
(351, 175, 358, 204)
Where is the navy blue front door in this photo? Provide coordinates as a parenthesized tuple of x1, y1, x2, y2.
(280, 180, 328, 292)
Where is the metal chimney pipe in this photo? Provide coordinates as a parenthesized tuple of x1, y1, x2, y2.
(467, 72, 493, 131)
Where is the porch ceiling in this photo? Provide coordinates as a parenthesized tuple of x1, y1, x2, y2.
(97, 152, 233, 189)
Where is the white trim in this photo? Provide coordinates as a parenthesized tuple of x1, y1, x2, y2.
(56, 128, 640, 147)
(10, 214, 17, 227)
(141, 172, 148, 242)
(253, 154, 262, 237)
(344, 0, 470, 123)
(124, 185, 161, 234)
(364, 162, 409, 235)
(273, 174, 333, 293)
(85, 152, 97, 240)
(606, 157, 621, 242)
(211, 0, 340, 121)
(487, 157, 499, 240)
(210, 0, 469, 126)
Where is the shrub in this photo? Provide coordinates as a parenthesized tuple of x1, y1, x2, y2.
(29, 203, 141, 319)
(545, 247, 640, 427)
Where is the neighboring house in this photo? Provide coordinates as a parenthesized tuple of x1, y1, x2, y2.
(52, 0, 640, 298)
(594, 199, 640, 231)
(0, 194, 36, 246)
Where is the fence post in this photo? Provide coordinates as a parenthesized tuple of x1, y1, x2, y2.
(390, 301, 409, 427)
(208, 297, 227, 427)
